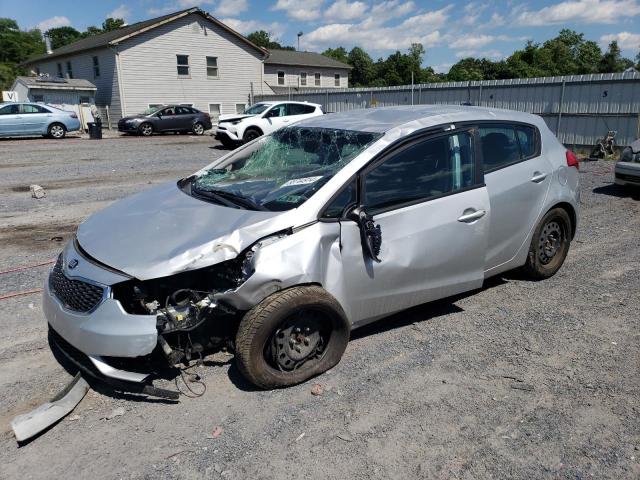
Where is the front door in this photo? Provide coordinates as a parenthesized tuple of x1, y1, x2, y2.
(156, 107, 180, 131)
(262, 104, 290, 134)
(336, 129, 490, 325)
(478, 123, 553, 272)
(0, 104, 22, 135)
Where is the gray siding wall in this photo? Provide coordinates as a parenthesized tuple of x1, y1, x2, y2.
(30, 48, 122, 121)
(264, 64, 349, 89)
(117, 13, 264, 119)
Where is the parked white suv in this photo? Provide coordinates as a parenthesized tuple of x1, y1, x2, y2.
(215, 101, 323, 147)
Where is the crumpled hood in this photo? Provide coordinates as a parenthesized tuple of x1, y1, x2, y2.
(76, 182, 283, 280)
(218, 114, 255, 122)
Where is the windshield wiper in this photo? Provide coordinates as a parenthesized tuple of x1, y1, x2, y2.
(202, 189, 269, 211)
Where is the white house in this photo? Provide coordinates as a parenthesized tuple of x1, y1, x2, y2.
(21, 7, 352, 125)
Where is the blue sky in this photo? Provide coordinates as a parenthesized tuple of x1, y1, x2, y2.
(3, 0, 639, 72)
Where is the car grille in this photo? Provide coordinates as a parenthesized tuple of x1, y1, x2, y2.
(49, 255, 105, 313)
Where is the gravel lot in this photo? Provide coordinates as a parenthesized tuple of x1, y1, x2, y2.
(0, 134, 638, 479)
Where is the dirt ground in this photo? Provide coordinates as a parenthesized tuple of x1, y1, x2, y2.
(0, 134, 638, 480)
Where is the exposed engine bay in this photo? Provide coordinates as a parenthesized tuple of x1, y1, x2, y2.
(111, 247, 257, 367)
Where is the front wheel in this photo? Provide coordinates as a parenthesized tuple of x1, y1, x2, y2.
(48, 123, 66, 139)
(192, 122, 205, 136)
(235, 286, 350, 389)
(242, 128, 261, 143)
(522, 208, 572, 280)
(138, 122, 153, 136)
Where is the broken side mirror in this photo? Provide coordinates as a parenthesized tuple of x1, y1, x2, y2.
(347, 207, 382, 262)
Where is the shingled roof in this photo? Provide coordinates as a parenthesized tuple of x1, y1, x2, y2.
(23, 7, 266, 65)
(265, 49, 352, 69)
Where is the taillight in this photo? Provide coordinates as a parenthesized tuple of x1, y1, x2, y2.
(69, 113, 78, 119)
(203, 113, 210, 119)
(566, 150, 579, 170)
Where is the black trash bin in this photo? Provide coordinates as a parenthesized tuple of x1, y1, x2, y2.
(87, 122, 102, 140)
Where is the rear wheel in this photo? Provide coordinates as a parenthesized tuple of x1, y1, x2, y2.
(192, 122, 205, 136)
(242, 128, 261, 143)
(522, 208, 572, 279)
(235, 286, 350, 389)
(48, 123, 66, 139)
(139, 122, 153, 136)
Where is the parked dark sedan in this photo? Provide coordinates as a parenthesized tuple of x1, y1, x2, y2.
(118, 105, 212, 136)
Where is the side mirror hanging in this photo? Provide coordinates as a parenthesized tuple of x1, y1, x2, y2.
(348, 207, 382, 262)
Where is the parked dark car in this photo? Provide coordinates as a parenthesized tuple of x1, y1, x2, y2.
(118, 105, 212, 136)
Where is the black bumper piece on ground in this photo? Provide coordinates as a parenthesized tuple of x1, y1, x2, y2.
(48, 326, 179, 400)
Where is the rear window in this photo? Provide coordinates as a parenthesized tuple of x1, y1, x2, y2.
(479, 123, 539, 172)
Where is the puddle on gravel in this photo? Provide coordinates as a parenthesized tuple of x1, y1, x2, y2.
(0, 223, 77, 250)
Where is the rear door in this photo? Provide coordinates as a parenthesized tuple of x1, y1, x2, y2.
(334, 128, 490, 325)
(286, 103, 318, 123)
(479, 123, 552, 272)
(20, 104, 50, 134)
(0, 104, 22, 135)
(175, 106, 196, 130)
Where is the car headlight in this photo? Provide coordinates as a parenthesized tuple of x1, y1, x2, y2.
(230, 120, 242, 125)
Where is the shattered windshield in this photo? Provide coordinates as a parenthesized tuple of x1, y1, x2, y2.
(140, 106, 162, 115)
(189, 126, 381, 211)
(244, 103, 270, 115)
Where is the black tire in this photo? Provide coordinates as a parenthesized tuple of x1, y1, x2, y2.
(235, 286, 350, 389)
(522, 208, 572, 280)
(48, 123, 66, 139)
(242, 128, 261, 143)
(192, 122, 205, 136)
(139, 122, 153, 136)
(219, 138, 235, 149)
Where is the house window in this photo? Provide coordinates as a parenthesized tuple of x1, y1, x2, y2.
(315, 73, 321, 86)
(93, 56, 100, 77)
(277, 71, 285, 85)
(57, 63, 63, 78)
(177, 55, 190, 76)
(80, 96, 90, 104)
(206, 56, 219, 78)
(209, 103, 221, 123)
(33, 95, 44, 102)
(235, 103, 246, 114)
(300, 72, 307, 86)
(334, 73, 340, 87)
(66, 61, 73, 78)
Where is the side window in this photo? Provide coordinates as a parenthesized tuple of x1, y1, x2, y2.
(175, 106, 191, 115)
(302, 104, 316, 114)
(516, 125, 537, 158)
(22, 104, 47, 114)
(363, 131, 476, 213)
(162, 107, 175, 116)
(479, 124, 532, 172)
(266, 104, 286, 117)
(322, 181, 357, 218)
(287, 104, 312, 115)
(0, 105, 19, 115)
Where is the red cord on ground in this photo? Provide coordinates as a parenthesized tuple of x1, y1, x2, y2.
(0, 259, 55, 275)
(0, 289, 43, 301)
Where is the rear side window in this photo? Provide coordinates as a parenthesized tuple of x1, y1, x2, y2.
(479, 123, 539, 172)
(22, 104, 49, 113)
(287, 104, 316, 115)
(363, 131, 476, 213)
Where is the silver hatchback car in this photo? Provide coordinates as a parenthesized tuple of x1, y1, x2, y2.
(0, 102, 81, 138)
(44, 106, 579, 391)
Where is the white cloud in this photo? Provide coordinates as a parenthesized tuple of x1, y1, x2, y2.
(305, 6, 450, 51)
(455, 49, 504, 59)
(108, 5, 131, 20)
(449, 34, 511, 50)
(36, 16, 71, 32)
(221, 18, 286, 39)
(600, 31, 640, 50)
(370, 0, 415, 20)
(433, 62, 453, 73)
(273, 0, 324, 21)
(325, 0, 368, 21)
(514, 0, 640, 26)
(215, 0, 248, 16)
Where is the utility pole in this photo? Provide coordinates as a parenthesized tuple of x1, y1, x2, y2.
(297, 31, 303, 51)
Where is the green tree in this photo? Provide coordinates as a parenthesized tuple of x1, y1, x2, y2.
(102, 18, 125, 32)
(0, 18, 44, 89)
(45, 26, 81, 50)
(347, 46, 375, 86)
(247, 30, 294, 50)
(323, 47, 349, 65)
(598, 40, 633, 73)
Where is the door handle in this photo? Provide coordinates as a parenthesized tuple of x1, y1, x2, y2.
(531, 171, 548, 183)
(282, 119, 290, 123)
(457, 209, 486, 223)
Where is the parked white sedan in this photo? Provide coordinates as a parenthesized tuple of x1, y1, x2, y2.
(215, 101, 323, 147)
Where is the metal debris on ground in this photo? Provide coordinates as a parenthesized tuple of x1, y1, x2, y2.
(30, 184, 46, 199)
(11, 372, 90, 443)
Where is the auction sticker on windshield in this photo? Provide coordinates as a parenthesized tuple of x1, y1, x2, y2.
(281, 176, 324, 187)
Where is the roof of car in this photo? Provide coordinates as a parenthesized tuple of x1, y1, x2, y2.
(256, 101, 321, 106)
(298, 105, 542, 133)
